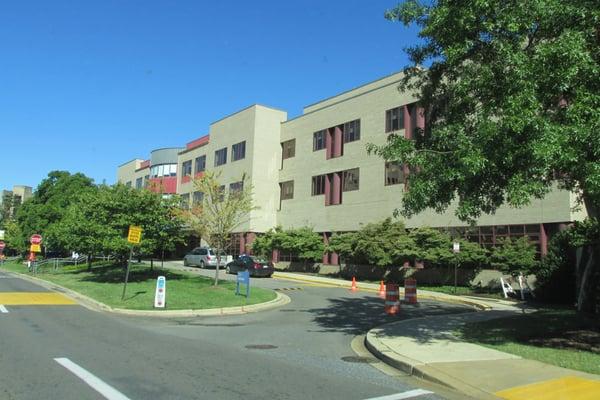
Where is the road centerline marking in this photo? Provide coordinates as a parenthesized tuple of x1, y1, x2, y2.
(0, 305, 8, 313)
(363, 389, 434, 400)
(54, 357, 132, 400)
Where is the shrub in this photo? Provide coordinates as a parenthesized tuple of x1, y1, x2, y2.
(489, 237, 538, 277)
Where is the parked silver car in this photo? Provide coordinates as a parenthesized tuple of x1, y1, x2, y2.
(183, 247, 233, 268)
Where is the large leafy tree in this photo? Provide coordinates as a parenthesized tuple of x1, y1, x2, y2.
(180, 171, 255, 286)
(13, 171, 95, 254)
(57, 184, 185, 269)
(369, 0, 599, 311)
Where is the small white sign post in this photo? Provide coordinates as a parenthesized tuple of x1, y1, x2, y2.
(154, 276, 166, 308)
(452, 242, 460, 293)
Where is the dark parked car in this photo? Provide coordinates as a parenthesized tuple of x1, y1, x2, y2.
(225, 256, 274, 277)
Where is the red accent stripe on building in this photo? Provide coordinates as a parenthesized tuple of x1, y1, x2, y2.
(181, 175, 191, 183)
(140, 160, 150, 169)
(186, 135, 210, 150)
(148, 176, 178, 194)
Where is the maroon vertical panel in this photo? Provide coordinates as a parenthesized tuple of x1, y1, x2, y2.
(416, 107, 425, 131)
(239, 233, 246, 256)
(332, 172, 341, 205)
(325, 174, 331, 206)
(540, 224, 548, 257)
(334, 126, 343, 157)
(272, 249, 279, 263)
(403, 105, 413, 139)
(322, 232, 330, 264)
(325, 129, 333, 159)
(246, 232, 256, 255)
(330, 252, 339, 265)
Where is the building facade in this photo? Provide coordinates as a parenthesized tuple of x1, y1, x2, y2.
(1, 185, 33, 219)
(117, 71, 586, 260)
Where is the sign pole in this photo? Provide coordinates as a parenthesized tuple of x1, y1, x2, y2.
(121, 246, 133, 300)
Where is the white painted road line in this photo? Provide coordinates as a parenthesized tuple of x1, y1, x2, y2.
(0, 305, 8, 313)
(54, 358, 132, 400)
(364, 389, 434, 400)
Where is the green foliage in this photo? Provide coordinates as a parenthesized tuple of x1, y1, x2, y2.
(56, 184, 185, 264)
(369, 0, 600, 221)
(329, 219, 488, 268)
(3, 220, 26, 254)
(180, 171, 255, 285)
(489, 237, 539, 276)
(252, 226, 324, 263)
(330, 219, 414, 266)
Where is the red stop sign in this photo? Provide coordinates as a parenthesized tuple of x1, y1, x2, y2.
(30, 234, 42, 245)
(0, 241, 5, 250)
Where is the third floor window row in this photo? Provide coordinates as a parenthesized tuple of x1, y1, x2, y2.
(312, 119, 361, 152)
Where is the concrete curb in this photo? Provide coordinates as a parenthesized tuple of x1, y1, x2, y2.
(272, 271, 493, 311)
(1, 268, 290, 317)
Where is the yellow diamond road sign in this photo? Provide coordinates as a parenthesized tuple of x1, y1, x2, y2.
(127, 225, 142, 244)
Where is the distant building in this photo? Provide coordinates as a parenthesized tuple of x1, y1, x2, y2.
(116, 71, 587, 261)
(1, 185, 33, 219)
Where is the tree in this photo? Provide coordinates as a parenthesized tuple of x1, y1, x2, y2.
(181, 171, 255, 286)
(490, 237, 539, 277)
(253, 226, 324, 263)
(14, 171, 95, 255)
(57, 184, 186, 270)
(370, 1, 599, 311)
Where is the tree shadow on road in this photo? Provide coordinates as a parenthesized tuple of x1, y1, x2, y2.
(305, 294, 474, 336)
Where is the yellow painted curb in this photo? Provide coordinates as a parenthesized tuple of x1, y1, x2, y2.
(0, 292, 77, 305)
(496, 376, 600, 400)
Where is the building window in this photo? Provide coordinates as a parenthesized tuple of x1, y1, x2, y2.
(180, 193, 190, 209)
(144, 175, 149, 186)
(385, 106, 405, 133)
(193, 191, 204, 205)
(313, 130, 326, 151)
(343, 119, 360, 143)
(150, 164, 177, 178)
(280, 181, 294, 200)
(125, 181, 132, 187)
(215, 148, 227, 166)
(182, 160, 192, 177)
(312, 175, 326, 196)
(135, 177, 143, 189)
(385, 162, 405, 186)
(232, 141, 246, 161)
(229, 181, 244, 193)
(282, 139, 295, 160)
(195, 155, 206, 174)
(342, 168, 359, 192)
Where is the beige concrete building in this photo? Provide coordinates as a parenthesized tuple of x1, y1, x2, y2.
(1, 185, 33, 219)
(117, 71, 586, 261)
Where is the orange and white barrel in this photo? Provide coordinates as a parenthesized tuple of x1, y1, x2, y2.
(385, 283, 400, 315)
(404, 278, 417, 304)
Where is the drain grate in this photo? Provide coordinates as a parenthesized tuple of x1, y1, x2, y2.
(245, 344, 278, 350)
(341, 356, 377, 364)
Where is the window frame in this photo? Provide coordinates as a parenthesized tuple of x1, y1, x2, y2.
(384, 162, 405, 186)
(232, 141, 246, 162)
(311, 174, 326, 196)
(385, 106, 405, 133)
(343, 119, 361, 143)
(182, 160, 192, 177)
(313, 130, 326, 151)
(342, 168, 360, 192)
(194, 155, 206, 174)
(214, 147, 228, 167)
(280, 180, 294, 200)
(281, 139, 296, 160)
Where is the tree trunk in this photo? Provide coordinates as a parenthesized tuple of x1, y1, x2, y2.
(214, 245, 220, 286)
(577, 195, 599, 313)
(87, 254, 92, 271)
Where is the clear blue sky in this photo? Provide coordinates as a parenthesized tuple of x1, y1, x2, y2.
(0, 0, 419, 191)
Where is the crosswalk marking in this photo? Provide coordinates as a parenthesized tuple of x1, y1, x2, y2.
(0, 305, 8, 313)
(0, 292, 76, 305)
(364, 389, 434, 400)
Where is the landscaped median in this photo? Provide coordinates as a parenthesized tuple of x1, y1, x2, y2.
(0, 261, 279, 312)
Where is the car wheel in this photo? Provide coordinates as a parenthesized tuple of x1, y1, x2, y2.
(200, 261, 205, 269)
(183, 258, 188, 266)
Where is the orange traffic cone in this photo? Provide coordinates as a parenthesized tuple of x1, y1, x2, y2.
(350, 276, 358, 292)
(378, 280, 385, 299)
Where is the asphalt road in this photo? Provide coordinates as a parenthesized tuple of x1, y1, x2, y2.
(0, 266, 475, 400)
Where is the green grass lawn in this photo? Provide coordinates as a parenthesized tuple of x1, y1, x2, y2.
(455, 308, 600, 375)
(0, 261, 276, 311)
